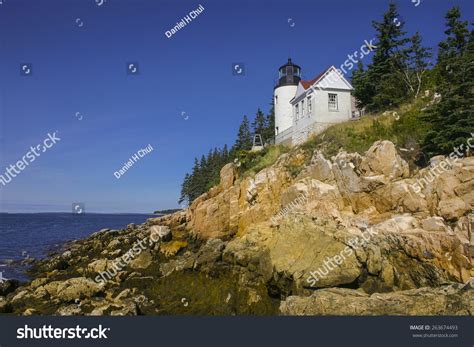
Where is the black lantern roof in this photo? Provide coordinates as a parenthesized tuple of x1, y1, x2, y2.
(275, 58, 302, 89)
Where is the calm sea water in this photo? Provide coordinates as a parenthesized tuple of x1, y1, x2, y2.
(0, 213, 156, 281)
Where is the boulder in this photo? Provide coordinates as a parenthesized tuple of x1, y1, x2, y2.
(55, 277, 103, 302)
(435, 172, 461, 200)
(360, 140, 409, 179)
(220, 163, 237, 190)
(129, 251, 153, 270)
(280, 283, 473, 315)
(33, 286, 48, 299)
(453, 216, 471, 243)
(225, 217, 363, 293)
(149, 225, 172, 242)
(107, 240, 121, 249)
(421, 216, 450, 232)
(372, 215, 419, 234)
(43, 281, 62, 296)
(110, 300, 137, 316)
(11, 290, 31, 304)
(0, 279, 20, 296)
(160, 241, 188, 257)
(56, 305, 82, 316)
(374, 180, 429, 214)
(437, 197, 468, 221)
(23, 308, 37, 316)
(88, 259, 113, 273)
(30, 278, 48, 289)
(306, 152, 334, 182)
(159, 254, 196, 277)
(0, 296, 11, 313)
(457, 165, 474, 183)
(280, 182, 309, 208)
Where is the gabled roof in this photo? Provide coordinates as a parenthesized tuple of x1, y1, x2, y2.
(300, 67, 331, 90)
(290, 66, 353, 105)
(300, 66, 353, 91)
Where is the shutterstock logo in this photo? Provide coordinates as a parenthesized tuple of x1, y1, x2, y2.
(17, 325, 110, 339)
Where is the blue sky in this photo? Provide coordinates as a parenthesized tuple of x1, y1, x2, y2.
(0, 0, 472, 213)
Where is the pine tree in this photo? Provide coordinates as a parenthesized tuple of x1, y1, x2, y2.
(438, 6, 470, 63)
(178, 173, 190, 205)
(371, 3, 409, 66)
(222, 144, 229, 163)
(436, 6, 470, 85)
(199, 154, 207, 190)
(263, 103, 275, 143)
(252, 108, 266, 137)
(234, 115, 252, 151)
(351, 61, 373, 108)
(421, 8, 473, 157)
(188, 157, 200, 201)
(393, 32, 432, 97)
(353, 3, 411, 111)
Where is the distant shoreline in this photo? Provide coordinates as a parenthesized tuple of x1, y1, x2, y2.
(0, 212, 162, 215)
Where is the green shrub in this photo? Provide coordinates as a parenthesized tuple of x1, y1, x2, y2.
(238, 146, 288, 176)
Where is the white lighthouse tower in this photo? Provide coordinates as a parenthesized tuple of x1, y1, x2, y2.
(274, 58, 301, 142)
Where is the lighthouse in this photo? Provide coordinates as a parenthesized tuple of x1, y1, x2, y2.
(274, 58, 301, 137)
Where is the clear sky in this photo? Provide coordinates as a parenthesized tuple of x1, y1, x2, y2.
(0, 0, 472, 213)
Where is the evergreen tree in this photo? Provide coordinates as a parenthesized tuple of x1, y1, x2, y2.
(422, 8, 473, 156)
(263, 104, 275, 143)
(393, 32, 432, 97)
(369, 3, 410, 110)
(351, 61, 373, 108)
(436, 6, 470, 85)
(252, 108, 266, 137)
(178, 173, 190, 205)
(188, 157, 200, 201)
(353, 3, 411, 111)
(199, 154, 208, 190)
(222, 144, 229, 163)
(233, 115, 252, 151)
(371, 3, 409, 66)
(438, 6, 470, 63)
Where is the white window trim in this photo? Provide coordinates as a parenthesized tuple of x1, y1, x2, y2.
(307, 96, 312, 117)
(328, 93, 338, 112)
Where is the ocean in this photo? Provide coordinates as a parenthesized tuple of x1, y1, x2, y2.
(0, 213, 156, 281)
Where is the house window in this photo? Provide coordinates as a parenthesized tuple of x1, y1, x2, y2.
(307, 96, 312, 116)
(328, 93, 338, 111)
(301, 100, 305, 117)
(295, 104, 299, 120)
(275, 95, 278, 104)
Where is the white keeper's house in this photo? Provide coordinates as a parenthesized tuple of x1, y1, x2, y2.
(274, 58, 359, 146)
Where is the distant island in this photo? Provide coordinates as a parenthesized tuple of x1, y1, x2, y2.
(153, 209, 182, 215)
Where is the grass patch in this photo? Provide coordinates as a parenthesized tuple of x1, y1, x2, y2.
(216, 97, 433, 181)
(237, 146, 289, 177)
(299, 97, 432, 165)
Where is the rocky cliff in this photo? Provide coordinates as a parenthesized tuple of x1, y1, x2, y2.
(1, 140, 473, 315)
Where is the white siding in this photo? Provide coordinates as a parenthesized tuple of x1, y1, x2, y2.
(317, 69, 351, 90)
(292, 89, 352, 144)
(276, 65, 355, 146)
(274, 85, 297, 136)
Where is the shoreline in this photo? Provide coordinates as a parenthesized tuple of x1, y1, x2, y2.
(0, 214, 161, 282)
(1, 140, 473, 316)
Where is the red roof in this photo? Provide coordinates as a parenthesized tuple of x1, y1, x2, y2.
(300, 67, 332, 90)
